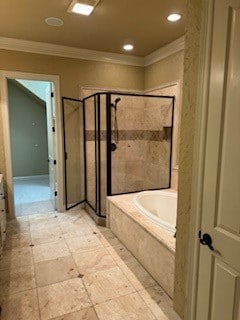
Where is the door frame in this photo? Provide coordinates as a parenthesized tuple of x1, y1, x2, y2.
(0, 70, 64, 218)
(185, 1, 214, 319)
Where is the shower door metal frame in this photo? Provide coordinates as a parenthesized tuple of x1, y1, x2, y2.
(62, 96, 86, 210)
(83, 93, 105, 217)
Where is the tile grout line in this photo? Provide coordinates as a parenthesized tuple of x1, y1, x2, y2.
(63, 230, 101, 320)
(30, 212, 54, 320)
(48, 306, 99, 320)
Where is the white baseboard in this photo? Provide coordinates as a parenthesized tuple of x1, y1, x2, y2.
(13, 175, 49, 181)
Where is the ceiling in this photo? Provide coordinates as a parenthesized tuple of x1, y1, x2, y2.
(0, 0, 186, 57)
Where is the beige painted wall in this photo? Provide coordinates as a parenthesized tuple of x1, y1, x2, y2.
(0, 50, 144, 98)
(174, 0, 203, 318)
(8, 80, 49, 177)
(0, 49, 144, 182)
(144, 50, 184, 90)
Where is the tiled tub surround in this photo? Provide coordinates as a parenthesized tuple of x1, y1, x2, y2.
(146, 82, 182, 192)
(0, 208, 179, 320)
(107, 192, 176, 299)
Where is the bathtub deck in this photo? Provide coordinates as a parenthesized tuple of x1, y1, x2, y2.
(107, 192, 176, 254)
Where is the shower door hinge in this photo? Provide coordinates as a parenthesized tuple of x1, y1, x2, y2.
(54, 191, 57, 197)
(53, 160, 57, 165)
(52, 126, 55, 132)
(51, 92, 54, 98)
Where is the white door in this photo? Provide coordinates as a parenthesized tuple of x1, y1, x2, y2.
(195, 1, 240, 319)
(46, 83, 56, 209)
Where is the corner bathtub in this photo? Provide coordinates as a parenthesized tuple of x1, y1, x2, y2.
(107, 189, 178, 298)
(133, 190, 177, 233)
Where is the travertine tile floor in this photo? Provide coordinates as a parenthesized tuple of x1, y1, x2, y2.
(0, 208, 179, 320)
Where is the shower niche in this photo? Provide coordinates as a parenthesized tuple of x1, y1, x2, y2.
(62, 92, 175, 218)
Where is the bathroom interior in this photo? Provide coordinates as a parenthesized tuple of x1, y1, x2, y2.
(0, 0, 205, 319)
(1, 0, 238, 318)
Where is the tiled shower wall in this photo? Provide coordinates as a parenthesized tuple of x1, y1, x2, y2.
(110, 94, 172, 195)
(82, 89, 173, 215)
(146, 83, 181, 191)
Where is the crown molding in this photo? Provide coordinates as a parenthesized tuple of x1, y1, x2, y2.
(0, 37, 144, 67)
(0, 36, 185, 67)
(144, 36, 185, 66)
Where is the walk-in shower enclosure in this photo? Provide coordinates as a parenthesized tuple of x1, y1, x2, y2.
(62, 92, 175, 218)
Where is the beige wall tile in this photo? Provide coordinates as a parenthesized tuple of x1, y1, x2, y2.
(108, 202, 175, 298)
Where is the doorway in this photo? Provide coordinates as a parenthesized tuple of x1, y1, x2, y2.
(0, 71, 64, 219)
(7, 79, 55, 216)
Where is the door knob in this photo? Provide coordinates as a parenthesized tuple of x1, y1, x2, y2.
(199, 233, 215, 251)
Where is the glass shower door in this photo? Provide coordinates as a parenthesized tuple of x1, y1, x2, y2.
(62, 97, 85, 210)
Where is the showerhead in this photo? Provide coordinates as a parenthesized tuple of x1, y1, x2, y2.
(115, 98, 121, 104)
(111, 97, 121, 110)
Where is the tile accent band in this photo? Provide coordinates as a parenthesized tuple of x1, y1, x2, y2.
(85, 128, 172, 141)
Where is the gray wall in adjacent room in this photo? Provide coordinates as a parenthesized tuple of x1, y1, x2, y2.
(8, 79, 49, 177)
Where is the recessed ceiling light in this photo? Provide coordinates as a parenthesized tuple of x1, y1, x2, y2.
(72, 3, 94, 15)
(123, 44, 134, 51)
(68, 0, 100, 16)
(167, 13, 181, 22)
(45, 17, 64, 27)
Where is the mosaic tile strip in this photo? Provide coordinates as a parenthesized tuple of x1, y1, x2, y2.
(85, 129, 172, 141)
